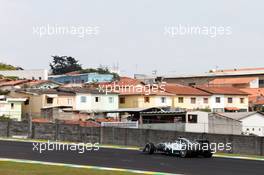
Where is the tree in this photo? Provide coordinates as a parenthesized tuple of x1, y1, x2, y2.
(50, 56, 82, 75)
(0, 62, 23, 70)
(81, 66, 120, 80)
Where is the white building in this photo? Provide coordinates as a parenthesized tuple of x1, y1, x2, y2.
(0, 69, 48, 80)
(215, 112, 264, 136)
(72, 88, 119, 112)
(140, 111, 242, 135)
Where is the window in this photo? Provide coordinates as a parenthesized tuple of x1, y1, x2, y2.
(188, 114, 197, 123)
(215, 97, 221, 103)
(191, 97, 196, 104)
(67, 98, 72, 105)
(259, 79, 264, 87)
(11, 103, 14, 109)
(24, 99, 29, 105)
(178, 97, 184, 103)
(95, 97, 100, 102)
(80, 96, 86, 103)
(161, 97, 166, 103)
(47, 98, 53, 104)
(203, 98, 208, 104)
(120, 97, 125, 104)
(109, 97, 114, 103)
(240, 98, 245, 104)
(144, 96, 150, 103)
(228, 97, 233, 103)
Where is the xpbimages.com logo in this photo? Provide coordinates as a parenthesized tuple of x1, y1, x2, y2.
(98, 82, 166, 95)
(32, 24, 99, 38)
(32, 141, 100, 154)
(164, 24, 232, 38)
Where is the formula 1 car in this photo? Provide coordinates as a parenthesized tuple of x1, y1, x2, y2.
(142, 137, 213, 158)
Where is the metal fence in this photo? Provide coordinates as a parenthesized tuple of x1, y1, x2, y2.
(101, 121, 138, 128)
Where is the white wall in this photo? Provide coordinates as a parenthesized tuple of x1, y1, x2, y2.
(75, 93, 118, 111)
(185, 111, 209, 133)
(154, 96, 172, 107)
(0, 69, 48, 80)
(240, 113, 264, 136)
(210, 95, 225, 112)
(90, 94, 118, 111)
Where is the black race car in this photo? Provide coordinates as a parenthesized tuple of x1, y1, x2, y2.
(142, 137, 213, 158)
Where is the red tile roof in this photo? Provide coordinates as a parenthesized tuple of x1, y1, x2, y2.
(196, 86, 249, 95)
(32, 118, 52, 123)
(26, 80, 60, 86)
(164, 83, 211, 96)
(95, 118, 118, 123)
(98, 76, 144, 87)
(255, 99, 264, 105)
(240, 88, 264, 96)
(63, 120, 100, 127)
(240, 88, 264, 104)
(209, 77, 258, 85)
(0, 80, 30, 87)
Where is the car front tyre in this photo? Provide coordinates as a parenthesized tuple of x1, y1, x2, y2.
(143, 143, 155, 154)
(180, 149, 188, 158)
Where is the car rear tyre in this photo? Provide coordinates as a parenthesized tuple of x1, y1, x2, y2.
(203, 152, 213, 158)
(143, 143, 155, 154)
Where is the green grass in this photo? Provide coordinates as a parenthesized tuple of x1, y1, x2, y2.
(0, 161, 139, 175)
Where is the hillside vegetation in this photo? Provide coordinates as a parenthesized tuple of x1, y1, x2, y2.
(0, 63, 18, 70)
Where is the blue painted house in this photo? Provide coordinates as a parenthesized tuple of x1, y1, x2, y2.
(49, 73, 114, 84)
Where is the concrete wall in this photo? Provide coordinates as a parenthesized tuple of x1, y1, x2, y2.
(0, 121, 263, 156)
(209, 114, 242, 135)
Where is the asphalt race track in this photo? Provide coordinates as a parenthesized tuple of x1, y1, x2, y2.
(0, 140, 264, 175)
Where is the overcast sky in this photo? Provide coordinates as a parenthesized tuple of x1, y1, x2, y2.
(0, 0, 263, 76)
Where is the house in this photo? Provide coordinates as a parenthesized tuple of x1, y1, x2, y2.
(95, 77, 173, 109)
(207, 77, 259, 88)
(49, 72, 114, 84)
(196, 86, 249, 112)
(240, 88, 264, 111)
(118, 89, 173, 109)
(163, 67, 264, 87)
(0, 80, 31, 91)
(163, 83, 212, 111)
(10, 89, 76, 118)
(0, 80, 60, 91)
(0, 69, 48, 80)
(24, 80, 61, 89)
(0, 95, 26, 121)
(89, 76, 145, 89)
(64, 87, 119, 112)
(212, 112, 264, 136)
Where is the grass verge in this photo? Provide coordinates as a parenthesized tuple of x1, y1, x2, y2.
(0, 161, 141, 175)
